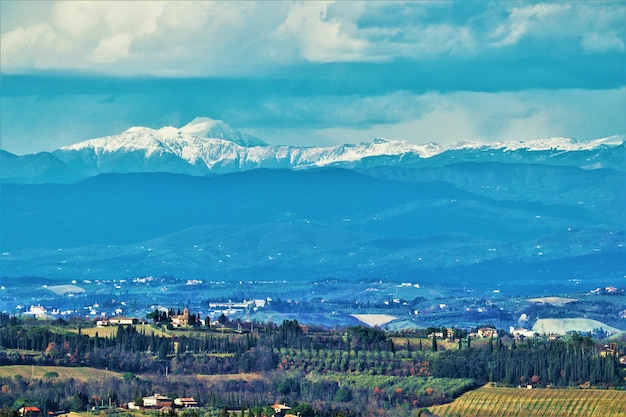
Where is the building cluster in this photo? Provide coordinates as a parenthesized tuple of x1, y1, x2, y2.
(128, 395, 199, 411)
(509, 326, 537, 340)
(96, 317, 140, 326)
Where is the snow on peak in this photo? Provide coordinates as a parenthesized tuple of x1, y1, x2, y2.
(447, 135, 625, 153)
(180, 117, 267, 146)
(180, 117, 227, 137)
(61, 118, 268, 156)
(55, 118, 624, 174)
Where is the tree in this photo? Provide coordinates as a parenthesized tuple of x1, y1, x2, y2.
(292, 403, 314, 417)
(431, 335, 438, 352)
(70, 392, 89, 412)
(334, 386, 352, 402)
(43, 371, 59, 380)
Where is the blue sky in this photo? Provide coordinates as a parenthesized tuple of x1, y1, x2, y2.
(1, 1, 624, 155)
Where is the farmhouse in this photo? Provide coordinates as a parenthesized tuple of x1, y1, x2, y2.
(171, 308, 190, 327)
(600, 342, 619, 358)
(142, 395, 172, 408)
(97, 317, 139, 326)
(477, 327, 497, 338)
(272, 404, 292, 417)
(19, 407, 41, 417)
(510, 327, 536, 339)
(174, 398, 198, 408)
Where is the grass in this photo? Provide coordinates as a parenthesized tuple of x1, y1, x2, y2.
(391, 337, 460, 351)
(429, 384, 626, 417)
(138, 372, 267, 384)
(71, 324, 171, 338)
(0, 365, 121, 381)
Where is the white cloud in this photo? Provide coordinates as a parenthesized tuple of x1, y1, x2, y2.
(272, 1, 368, 63)
(91, 33, 134, 64)
(1, 1, 623, 75)
(0, 24, 56, 69)
(250, 89, 626, 147)
(490, 3, 570, 47)
(581, 32, 625, 53)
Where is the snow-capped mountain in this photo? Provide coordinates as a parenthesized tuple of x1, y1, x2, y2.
(1, 117, 624, 184)
(1, 118, 623, 290)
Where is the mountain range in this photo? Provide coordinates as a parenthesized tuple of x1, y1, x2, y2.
(1, 118, 624, 292)
(1, 117, 624, 184)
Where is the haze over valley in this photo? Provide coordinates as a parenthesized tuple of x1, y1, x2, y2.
(1, 119, 624, 332)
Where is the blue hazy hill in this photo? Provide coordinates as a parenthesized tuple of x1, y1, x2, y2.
(1, 165, 623, 290)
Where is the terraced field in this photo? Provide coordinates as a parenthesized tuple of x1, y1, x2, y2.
(429, 385, 626, 417)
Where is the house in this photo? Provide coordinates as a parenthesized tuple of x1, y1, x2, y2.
(600, 343, 618, 358)
(97, 317, 138, 326)
(109, 317, 138, 325)
(143, 395, 172, 408)
(19, 407, 41, 417)
(272, 404, 291, 417)
(171, 308, 190, 327)
(477, 327, 497, 338)
(509, 327, 536, 340)
(174, 398, 198, 408)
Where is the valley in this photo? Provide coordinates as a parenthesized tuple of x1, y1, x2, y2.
(2, 273, 623, 336)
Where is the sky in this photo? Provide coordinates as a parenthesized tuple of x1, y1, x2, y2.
(1, 1, 625, 155)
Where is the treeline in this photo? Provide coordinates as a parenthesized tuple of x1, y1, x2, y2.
(432, 334, 624, 388)
(0, 312, 624, 417)
(0, 323, 273, 375)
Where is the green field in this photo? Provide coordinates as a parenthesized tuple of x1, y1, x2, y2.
(429, 385, 626, 417)
(71, 324, 171, 338)
(0, 365, 121, 381)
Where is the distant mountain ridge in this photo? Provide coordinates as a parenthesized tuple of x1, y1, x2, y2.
(1, 118, 624, 288)
(2, 168, 623, 286)
(1, 117, 624, 184)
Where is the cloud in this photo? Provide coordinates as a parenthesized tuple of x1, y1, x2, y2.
(242, 88, 626, 146)
(581, 32, 625, 53)
(272, 2, 369, 63)
(489, 3, 570, 47)
(1, 80, 623, 155)
(1, 1, 623, 154)
(1, 1, 624, 76)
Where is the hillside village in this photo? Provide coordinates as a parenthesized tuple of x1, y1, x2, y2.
(1, 295, 625, 417)
(5, 274, 624, 341)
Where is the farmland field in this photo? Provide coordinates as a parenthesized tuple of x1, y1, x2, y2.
(72, 324, 170, 338)
(0, 365, 121, 381)
(141, 372, 267, 383)
(429, 385, 626, 417)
